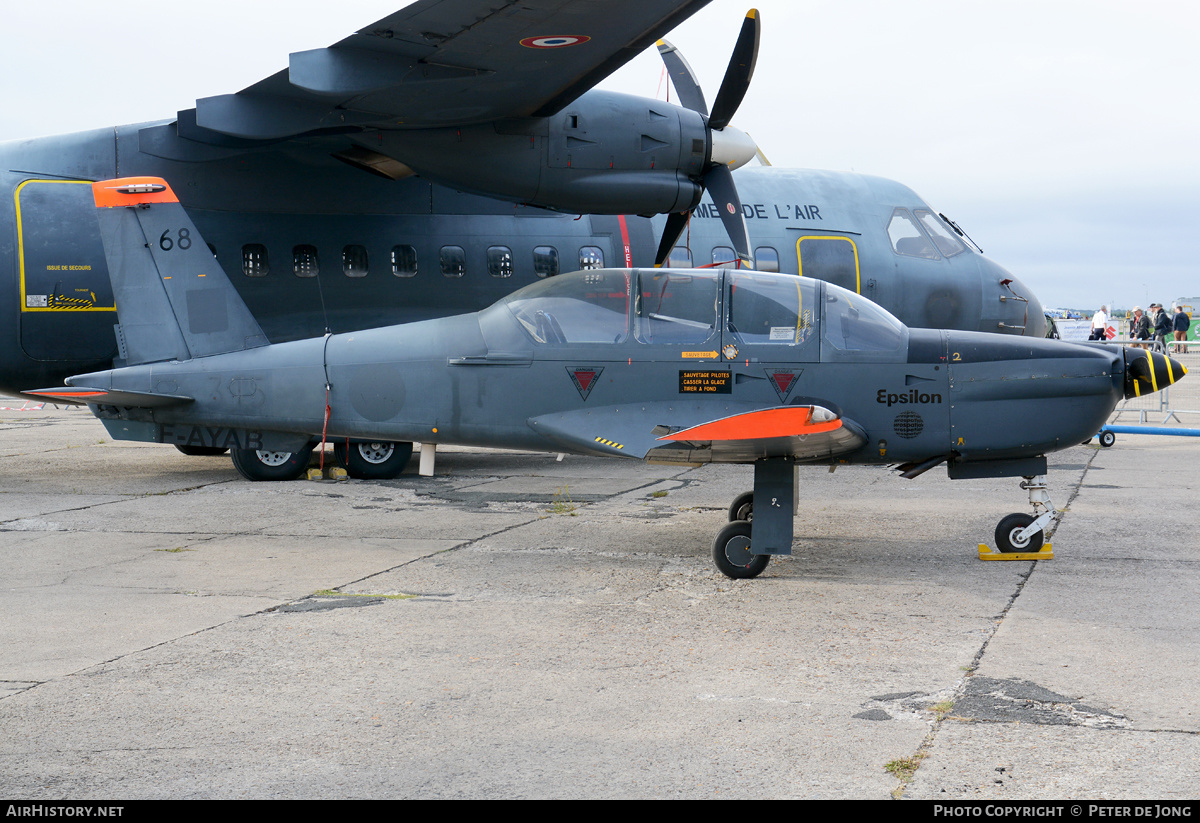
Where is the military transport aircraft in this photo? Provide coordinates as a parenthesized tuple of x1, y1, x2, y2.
(0, 0, 1044, 403)
(30, 179, 1184, 578)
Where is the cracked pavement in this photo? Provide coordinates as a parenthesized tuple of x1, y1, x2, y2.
(1, 407, 1196, 798)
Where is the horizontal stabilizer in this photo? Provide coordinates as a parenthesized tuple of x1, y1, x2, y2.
(25, 387, 193, 408)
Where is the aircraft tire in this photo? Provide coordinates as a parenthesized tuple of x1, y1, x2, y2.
(1099, 430, 1116, 448)
(728, 491, 754, 522)
(994, 512, 1043, 554)
(175, 445, 229, 457)
(230, 445, 314, 482)
(712, 520, 770, 579)
(333, 440, 413, 480)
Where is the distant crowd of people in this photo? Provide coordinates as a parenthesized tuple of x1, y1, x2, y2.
(1104, 303, 1191, 353)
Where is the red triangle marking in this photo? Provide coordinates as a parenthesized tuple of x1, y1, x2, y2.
(771, 372, 794, 394)
(574, 371, 596, 391)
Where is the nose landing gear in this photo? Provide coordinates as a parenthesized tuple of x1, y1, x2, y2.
(994, 475, 1060, 554)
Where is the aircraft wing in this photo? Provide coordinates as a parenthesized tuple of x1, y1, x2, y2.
(187, 0, 714, 141)
(528, 403, 867, 464)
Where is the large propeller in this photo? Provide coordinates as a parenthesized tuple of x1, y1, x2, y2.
(654, 9, 761, 268)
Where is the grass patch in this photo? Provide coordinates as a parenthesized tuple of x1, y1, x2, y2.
(649, 490, 669, 498)
(549, 486, 577, 515)
(884, 753, 926, 783)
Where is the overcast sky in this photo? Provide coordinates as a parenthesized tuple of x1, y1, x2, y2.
(2, 0, 1197, 310)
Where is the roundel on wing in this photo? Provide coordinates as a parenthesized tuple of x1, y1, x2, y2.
(520, 35, 591, 49)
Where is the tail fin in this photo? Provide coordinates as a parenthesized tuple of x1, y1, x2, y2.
(92, 177, 268, 365)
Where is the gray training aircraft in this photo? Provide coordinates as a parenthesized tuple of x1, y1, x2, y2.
(31, 179, 1185, 578)
(1, 0, 1044, 402)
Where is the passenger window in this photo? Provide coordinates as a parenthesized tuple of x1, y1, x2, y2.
(440, 245, 466, 278)
(293, 245, 319, 278)
(887, 209, 940, 260)
(797, 236, 861, 293)
(241, 244, 269, 277)
(635, 270, 719, 345)
(487, 246, 514, 278)
(391, 245, 418, 278)
(754, 246, 780, 273)
(579, 246, 605, 270)
(342, 245, 369, 277)
(913, 209, 966, 257)
(667, 246, 693, 268)
(711, 246, 735, 267)
(533, 245, 559, 278)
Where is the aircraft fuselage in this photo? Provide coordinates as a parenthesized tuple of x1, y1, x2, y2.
(0, 123, 1044, 398)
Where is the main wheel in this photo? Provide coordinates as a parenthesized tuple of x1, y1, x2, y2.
(994, 512, 1044, 553)
(712, 520, 770, 579)
(728, 491, 754, 522)
(230, 444, 314, 481)
(175, 445, 229, 457)
(1099, 430, 1116, 448)
(333, 440, 413, 479)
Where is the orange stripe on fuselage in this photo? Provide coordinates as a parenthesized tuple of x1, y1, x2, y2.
(659, 407, 841, 442)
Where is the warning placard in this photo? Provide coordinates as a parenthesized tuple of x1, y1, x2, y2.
(679, 370, 732, 394)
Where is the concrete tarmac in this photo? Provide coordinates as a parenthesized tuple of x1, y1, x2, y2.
(0, 407, 1196, 799)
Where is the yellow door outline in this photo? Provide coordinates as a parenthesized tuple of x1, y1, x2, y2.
(796, 235, 861, 294)
(15, 178, 114, 312)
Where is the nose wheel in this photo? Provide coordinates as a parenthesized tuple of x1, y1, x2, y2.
(994, 475, 1059, 554)
(995, 512, 1044, 553)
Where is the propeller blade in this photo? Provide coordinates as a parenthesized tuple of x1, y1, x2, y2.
(656, 39, 708, 116)
(655, 211, 692, 267)
(709, 9, 761, 131)
(704, 163, 752, 265)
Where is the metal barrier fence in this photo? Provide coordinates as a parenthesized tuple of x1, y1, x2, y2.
(1108, 335, 1200, 425)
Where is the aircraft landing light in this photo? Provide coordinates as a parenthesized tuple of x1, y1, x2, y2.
(115, 183, 166, 194)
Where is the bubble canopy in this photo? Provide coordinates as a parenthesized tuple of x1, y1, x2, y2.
(492, 268, 907, 357)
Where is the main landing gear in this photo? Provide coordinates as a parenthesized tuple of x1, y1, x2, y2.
(994, 475, 1061, 553)
(230, 440, 414, 481)
(230, 444, 315, 482)
(712, 457, 796, 580)
(333, 440, 414, 480)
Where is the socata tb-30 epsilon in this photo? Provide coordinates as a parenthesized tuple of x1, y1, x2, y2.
(1, 1, 1043, 402)
(30, 179, 1183, 578)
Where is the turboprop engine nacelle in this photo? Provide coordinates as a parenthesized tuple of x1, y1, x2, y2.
(360, 91, 723, 215)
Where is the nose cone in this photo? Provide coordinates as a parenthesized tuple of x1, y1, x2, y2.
(709, 126, 758, 171)
(1125, 348, 1187, 398)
